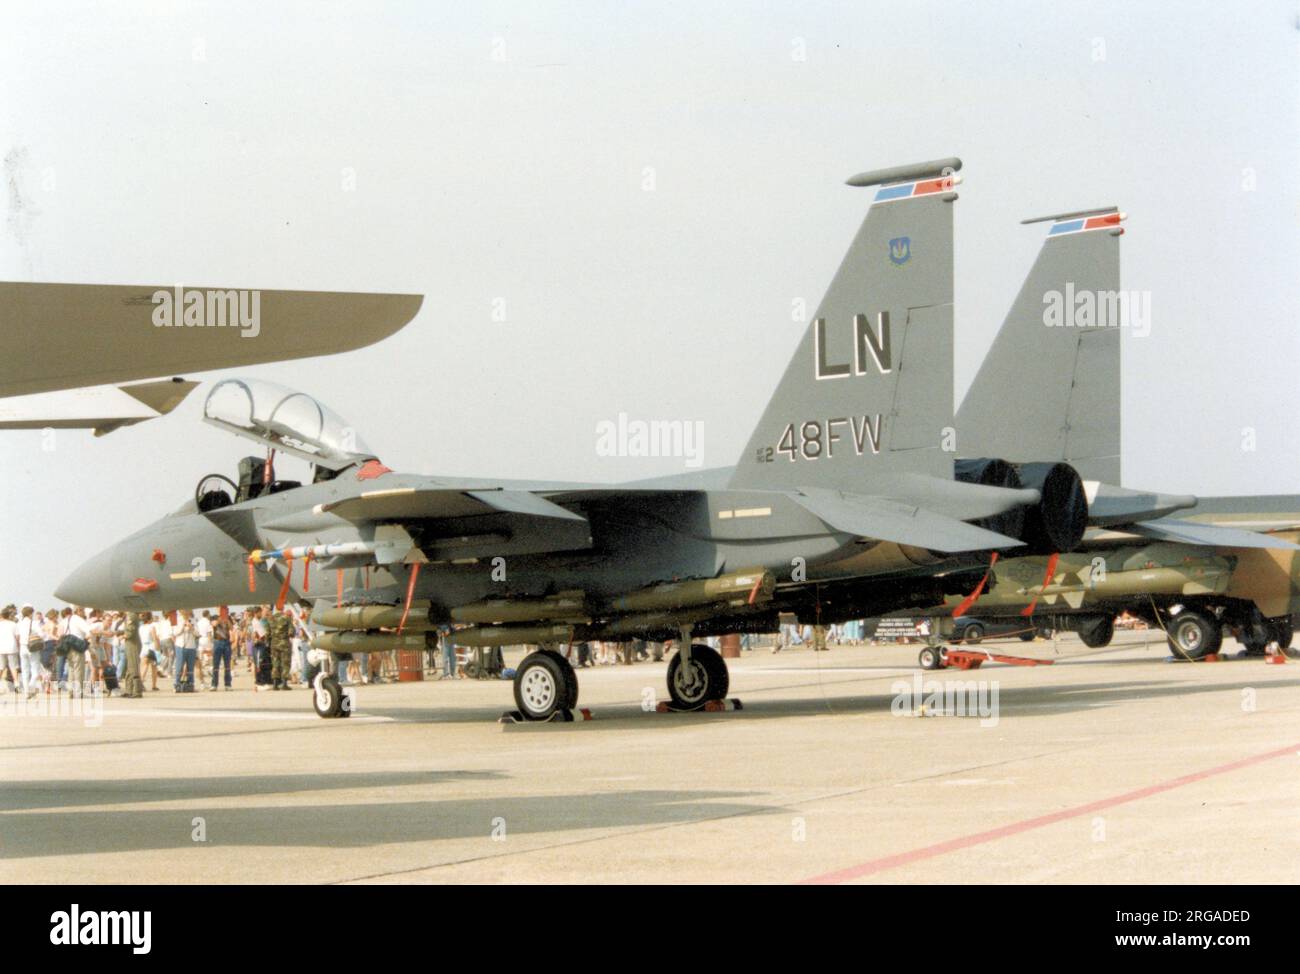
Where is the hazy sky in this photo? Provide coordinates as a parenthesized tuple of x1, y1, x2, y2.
(2, 1, 1297, 605)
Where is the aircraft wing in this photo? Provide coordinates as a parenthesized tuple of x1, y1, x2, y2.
(0, 282, 423, 399)
(293, 485, 593, 561)
(790, 487, 1025, 553)
(315, 487, 587, 523)
(0, 377, 199, 435)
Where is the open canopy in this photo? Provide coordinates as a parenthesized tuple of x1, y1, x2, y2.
(202, 378, 374, 470)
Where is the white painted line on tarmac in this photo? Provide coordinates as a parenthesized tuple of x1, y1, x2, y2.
(101, 708, 393, 722)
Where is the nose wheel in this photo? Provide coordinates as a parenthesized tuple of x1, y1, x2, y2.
(312, 673, 351, 718)
(667, 644, 729, 710)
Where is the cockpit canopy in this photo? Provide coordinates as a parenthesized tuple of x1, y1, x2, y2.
(203, 378, 374, 471)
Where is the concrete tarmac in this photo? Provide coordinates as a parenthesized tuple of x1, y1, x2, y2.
(2, 629, 1297, 884)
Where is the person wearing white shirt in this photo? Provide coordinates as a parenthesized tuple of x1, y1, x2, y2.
(196, 611, 214, 690)
(17, 605, 38, 696)
(0, 607, 19, 693)
(65, 608, 93, 697)
(154, 613, 175, 678)
(139, 613, 160, 692)
(174, 610, 198, 691)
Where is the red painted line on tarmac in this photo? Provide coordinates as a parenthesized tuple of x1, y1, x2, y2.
(800, 742, 1300, 884)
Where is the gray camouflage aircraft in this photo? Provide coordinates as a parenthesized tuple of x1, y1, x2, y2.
(915, 209, 1300, 664)
(56, 158, 1283, 720)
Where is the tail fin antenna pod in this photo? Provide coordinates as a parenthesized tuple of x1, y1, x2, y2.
(955, 206, 1126, 485)
(729, 158, 962, 492)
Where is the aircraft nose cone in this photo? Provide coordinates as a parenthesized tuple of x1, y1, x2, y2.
(56, 548, 116, 607)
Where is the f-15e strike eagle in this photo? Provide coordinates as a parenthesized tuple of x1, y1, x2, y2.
(56, 158, 1290, 721)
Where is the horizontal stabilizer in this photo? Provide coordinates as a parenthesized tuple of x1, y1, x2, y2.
(1179, 494, 1300, 534)
(1125, 519, 1300, 551)
(1085, 481, 1196, 527)
(870, 472, 1040, 522)
(791, 487, 1024, 553)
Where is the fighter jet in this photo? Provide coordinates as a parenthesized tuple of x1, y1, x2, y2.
(55, 158, 1228, 720)
(915, 208, 1300, 664)
(0, 281, 422, 431)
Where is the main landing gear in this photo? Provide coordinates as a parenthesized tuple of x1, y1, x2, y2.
(666, 641, 730, 710)
(1165, 609, 1222, 660)
(511, 648, 579, 721)
(505, 627, 734, 721)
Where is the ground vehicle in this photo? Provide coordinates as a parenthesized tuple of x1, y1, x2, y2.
(950, 616, 1036, 644)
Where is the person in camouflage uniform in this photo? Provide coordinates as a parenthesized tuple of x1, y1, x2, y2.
(121, 611, 145, 698)
(269, 606, 293, 690)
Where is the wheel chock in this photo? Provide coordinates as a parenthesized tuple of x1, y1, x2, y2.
(1265, 654, 1288, 665)
(498, 707, 593, 724)
(1203, 653, 1222, 662)
(654, 698, 743, 713)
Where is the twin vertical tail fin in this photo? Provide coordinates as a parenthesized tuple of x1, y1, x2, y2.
(729, 158, 961, 492)
(955, 207, 1126, 484)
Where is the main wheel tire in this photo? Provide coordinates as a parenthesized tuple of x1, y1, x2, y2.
(918, 646, 943, 670)
(513, 652, 569, 721)
(667, 644, 729, 710)
(1018, 629, 1035, 642)
(1078, 616, 1115, 649)
(1166, 611, 1218, 660)
(313, 675, 344, 718)
(962, 624, 984, 645)
(538, 649, 579, 710)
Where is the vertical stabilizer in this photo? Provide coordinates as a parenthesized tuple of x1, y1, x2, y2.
(956, 208, 1125, 483)
(730, 158, 961, 492)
